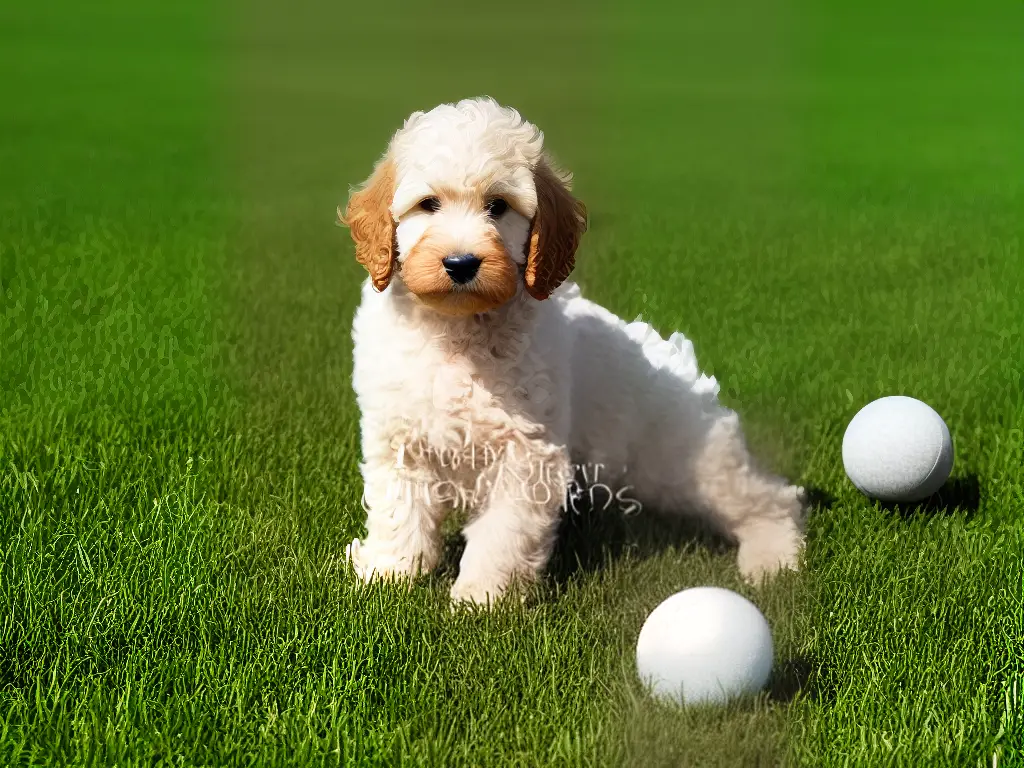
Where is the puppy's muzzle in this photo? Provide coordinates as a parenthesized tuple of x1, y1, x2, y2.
(441, 253, 482, 285)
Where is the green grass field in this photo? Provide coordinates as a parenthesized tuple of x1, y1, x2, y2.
(2, 0, 1023, 765)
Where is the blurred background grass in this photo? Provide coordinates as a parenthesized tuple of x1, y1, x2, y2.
(1, 0, 1022, 765)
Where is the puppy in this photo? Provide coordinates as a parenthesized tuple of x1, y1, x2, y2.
(340, 97, 805, 606)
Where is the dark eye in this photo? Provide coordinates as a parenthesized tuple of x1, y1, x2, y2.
(485, 198, 509, 218)
(419, 196, 441, 213)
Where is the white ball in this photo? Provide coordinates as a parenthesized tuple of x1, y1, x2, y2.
(635, 587, 774, 706)
(842, 396, 954, 503)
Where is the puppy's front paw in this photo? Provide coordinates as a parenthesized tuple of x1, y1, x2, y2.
(345, 537, 422, 585)
(451, 573, 532, 609)
(345, 537, 377, 583)
(450, 578, 503, 608)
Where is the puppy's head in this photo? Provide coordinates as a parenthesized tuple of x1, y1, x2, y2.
(341, 98, 587, 316)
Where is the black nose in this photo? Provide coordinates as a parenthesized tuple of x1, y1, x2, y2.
(441, 253, 482, 285)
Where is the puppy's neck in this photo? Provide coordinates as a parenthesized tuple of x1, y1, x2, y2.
(389, 279, 538, 360)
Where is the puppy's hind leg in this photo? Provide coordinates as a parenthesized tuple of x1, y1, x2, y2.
(690, 411, 806, 584)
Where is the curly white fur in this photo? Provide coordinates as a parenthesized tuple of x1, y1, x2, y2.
(344, 98, 806, 606)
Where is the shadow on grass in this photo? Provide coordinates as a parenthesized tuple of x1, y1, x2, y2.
(803, 487, 836, 517)
(546, 484, 836, 587)
(435, 526, 468, 583)
(547, 503, 728, 586)
(877, 474, 981, 519)
(767, 654, 834, 705)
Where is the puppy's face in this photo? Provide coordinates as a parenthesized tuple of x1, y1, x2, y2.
(391, 182, 531, 316)
(342, 98, 587, 316)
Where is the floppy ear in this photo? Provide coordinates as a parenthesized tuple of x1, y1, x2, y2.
(524, 158, 588, 300)
(338, 156, 397, 292)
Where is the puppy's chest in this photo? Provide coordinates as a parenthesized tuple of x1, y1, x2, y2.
(411, 352, 535, 426)
(390, 348, 554, 464)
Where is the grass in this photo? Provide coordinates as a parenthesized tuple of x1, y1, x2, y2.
(1, 0, 1022, 765)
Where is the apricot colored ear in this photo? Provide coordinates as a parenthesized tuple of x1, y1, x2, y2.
(524, 159, 587, 300)
(339, 157, 397, 291)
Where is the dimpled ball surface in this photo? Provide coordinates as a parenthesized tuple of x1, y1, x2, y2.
(842, 396, 954, 503)
(635, 587, 774, 706)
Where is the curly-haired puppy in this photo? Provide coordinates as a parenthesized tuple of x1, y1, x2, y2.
(341, 97, 805, 606)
